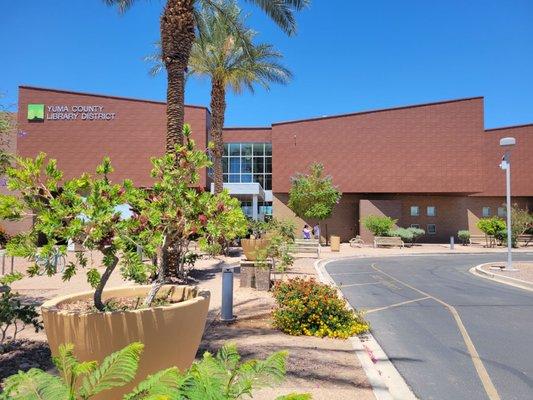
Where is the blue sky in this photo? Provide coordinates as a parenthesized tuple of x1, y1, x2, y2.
(2, 0, 533, 128)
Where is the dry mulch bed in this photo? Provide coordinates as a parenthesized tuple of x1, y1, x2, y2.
(0, 340, 54, 382)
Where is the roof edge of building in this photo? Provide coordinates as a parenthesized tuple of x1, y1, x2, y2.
(272, 96, 485, 126)
(485, 123, 533, 132)
(18, 85, 210, 112)
(223, 126, 272, 130)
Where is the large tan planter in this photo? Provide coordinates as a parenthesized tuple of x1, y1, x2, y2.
(41, 285, 210, 399)
(330, 235, 341, 252)
(241, 238, 269, 261)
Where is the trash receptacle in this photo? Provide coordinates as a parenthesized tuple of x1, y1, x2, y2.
(330, 235, 340, 252)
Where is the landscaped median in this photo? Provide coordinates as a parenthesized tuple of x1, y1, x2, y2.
(471, 262, 533, 291)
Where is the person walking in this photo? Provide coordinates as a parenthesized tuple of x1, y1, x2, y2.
(302, 224, 311, 240)
(313, 224, 321, 241)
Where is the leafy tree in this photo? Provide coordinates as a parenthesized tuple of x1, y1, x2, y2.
(1, 342, 310, 400)
(0, 94, 15, 175)
(146, 1, 291, 194)
(0, 125, 247, 311)
(0, 151, 134, 311)
(495, 204, 533, 247)
(288, 163, 342, 239)
(476, 217, 506, 236)
(362, 215, 397, 237)
(104, 0, 308, 151)
(0, 273, 43, 344)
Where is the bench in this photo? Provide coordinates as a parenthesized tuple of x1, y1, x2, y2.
(469, 234, 496, 247)
(517, 234, 533, 247)
(291, 239, 320, 258)
(349, 236, 365, 248)
(374, 236, 404, 248)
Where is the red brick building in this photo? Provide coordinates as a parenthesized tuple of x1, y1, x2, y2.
(10, 86, 533, 242)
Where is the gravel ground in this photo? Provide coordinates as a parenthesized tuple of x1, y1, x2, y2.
(481, 261, 533, 282)
(0, 340, 54, 382)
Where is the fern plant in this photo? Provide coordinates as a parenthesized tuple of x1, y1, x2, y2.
(1, 342, 311, 400)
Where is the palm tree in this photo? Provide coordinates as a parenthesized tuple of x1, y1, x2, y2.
(104, 0, 308, 153)
(146, 2, 291, 193)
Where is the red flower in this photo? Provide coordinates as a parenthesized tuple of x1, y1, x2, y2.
(198, 214, 208, 225)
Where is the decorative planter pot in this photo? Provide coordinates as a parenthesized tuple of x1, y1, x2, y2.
(241, 238, 269, 261)
(240, 265, 255, 288)
(254, 267, 271, 291)
(41, 285, 210, 399)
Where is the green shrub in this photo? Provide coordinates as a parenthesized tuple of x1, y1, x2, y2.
(362, 215, 397, 236)
(407, 227, 425, 243)
(476, 217, 506, 236)
(1, 342, 310, 400)
(0, 273, 43, 345)
(457, 230, 470, 245)
(272, 278, 369, 339)
(388, 228, 414, 242)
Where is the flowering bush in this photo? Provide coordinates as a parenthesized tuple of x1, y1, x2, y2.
(272, 278, 369, 339)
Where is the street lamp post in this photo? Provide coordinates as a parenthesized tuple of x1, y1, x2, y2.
(499, 137, 517, 271)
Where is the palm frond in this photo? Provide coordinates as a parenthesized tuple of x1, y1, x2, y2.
(80, 342, 144, 397)
(243, 0, 309, 36)
(2, 369, 69, 400)
(102, 0, 138, 14)
(124, 367, 182, 400)
(275, 394, 313, 400)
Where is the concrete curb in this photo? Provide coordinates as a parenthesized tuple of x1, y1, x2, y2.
(470, 262, 533, 292)
(314, 257, 418, 400)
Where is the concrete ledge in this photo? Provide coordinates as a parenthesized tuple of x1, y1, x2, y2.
(470, 263, 533, 292)
(315, 258, 418, 400)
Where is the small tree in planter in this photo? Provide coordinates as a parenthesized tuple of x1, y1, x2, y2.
(477, 217, 505, 247)
(0, 152, 137, 311)
(288, 163, 341, 244)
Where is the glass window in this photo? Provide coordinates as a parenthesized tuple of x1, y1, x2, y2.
(253, 143, 264, 156)
(265, 143, 272, 156)
(223, 143, 229, 156)
(253, 174, 265, 186)
(228, 174, 240, 183)
(410, 206, 420, 216)
(241, 174, 252, 183)
(229, 143, 240, 156)
(427, 206, 436, 217)
(482, 207, 490, 217)
(223, 174, 229, 183)
(410, 224, 420, 229)
(222, 158, 228, 174)
(253, 157, 264, 174)
(241, 144, 253, 157)
(498, 207, 506, 217)
(241, 158, 252, 173)
(427, 224, 436, 235)
(265, 157, 272, 174)
(229, 158, 240, 173)
(264, 175, 272, 190)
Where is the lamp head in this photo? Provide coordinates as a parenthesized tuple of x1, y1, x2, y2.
(500, 137, 516, 147)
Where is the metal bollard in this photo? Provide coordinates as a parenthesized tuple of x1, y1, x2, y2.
(220, 266, 236, 322)
(450, 236, 455, 250)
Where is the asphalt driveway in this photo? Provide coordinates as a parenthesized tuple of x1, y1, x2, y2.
(326, 253, 533, 400)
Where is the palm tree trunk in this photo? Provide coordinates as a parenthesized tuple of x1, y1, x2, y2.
(94, 248, 119, 311)
(210, 79, 226, 194)
(161, 0, 196, 152)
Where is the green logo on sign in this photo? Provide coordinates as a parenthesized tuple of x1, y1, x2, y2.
(27, 104, 44, 121)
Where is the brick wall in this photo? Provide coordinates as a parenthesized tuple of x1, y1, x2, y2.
(17, 86, 209, 187)
(271, 97, 485, 194)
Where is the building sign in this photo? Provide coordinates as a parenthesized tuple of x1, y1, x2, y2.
(27, 104, 44, 121)
(27, 104, 116, 121)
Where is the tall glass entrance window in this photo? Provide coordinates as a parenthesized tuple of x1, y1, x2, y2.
(222, 142, 272, 190)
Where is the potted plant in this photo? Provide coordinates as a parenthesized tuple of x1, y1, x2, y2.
(457, 230, 470, 245)
(0, 126, 245, 390)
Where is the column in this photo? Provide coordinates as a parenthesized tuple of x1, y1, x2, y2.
(252, 194, 258, 221)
